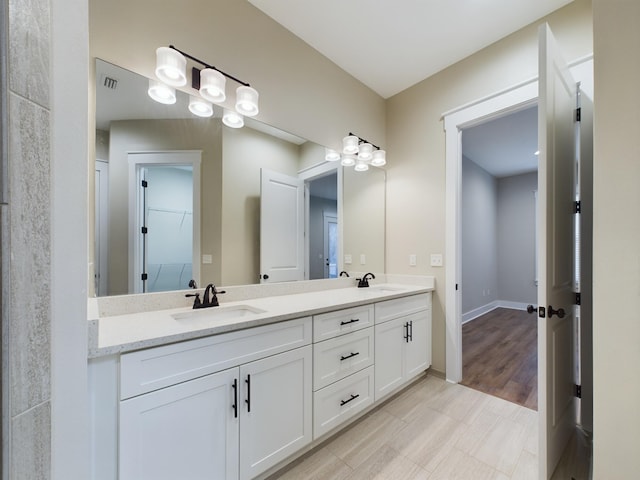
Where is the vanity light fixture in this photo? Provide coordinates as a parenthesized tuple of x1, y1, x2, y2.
(325, 148, 341, 162)
(339, 132, 386, 171)
(149, 45, 260, 125)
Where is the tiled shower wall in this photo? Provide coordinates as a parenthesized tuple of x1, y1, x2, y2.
(3, 0, 53, 478)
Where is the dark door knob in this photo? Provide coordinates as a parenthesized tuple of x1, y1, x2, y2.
(261, 274, 269, 280)
(548, 306, 566, 318)
(526, 305, 537, 314)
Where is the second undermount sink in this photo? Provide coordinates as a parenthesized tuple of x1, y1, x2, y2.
(172, 305, 266, 323)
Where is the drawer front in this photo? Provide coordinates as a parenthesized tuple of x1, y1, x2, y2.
(120, 317, 312, 399)
(313, 366, 374, 440)
(313, 327, 374, 391)
(375, 293, 431, 324)
(313, 304, 374, 342)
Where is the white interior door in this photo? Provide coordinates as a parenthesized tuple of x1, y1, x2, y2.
(260, 168, 304, 283)
(538, 23, 578, 479)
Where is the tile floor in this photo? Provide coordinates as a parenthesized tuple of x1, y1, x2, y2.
(270, 374, 539, 479)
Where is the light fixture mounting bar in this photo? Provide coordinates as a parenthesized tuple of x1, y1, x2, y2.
(168, 45, 250, 87)
(348, 132, 380, 150)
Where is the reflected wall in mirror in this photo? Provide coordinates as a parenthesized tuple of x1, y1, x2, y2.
(93, 59, 385, 296)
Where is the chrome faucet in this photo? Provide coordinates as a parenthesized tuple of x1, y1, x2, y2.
(185, 283, 226, 309)
(357, 272, 375, 288)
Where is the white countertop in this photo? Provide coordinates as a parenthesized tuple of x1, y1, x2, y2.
(88, 283, 433, 358)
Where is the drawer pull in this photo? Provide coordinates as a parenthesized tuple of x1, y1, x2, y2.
(404, 322, 409, 342)
(340, 318, 360, 326)
(340, 352, 360, 361)
(340, 394, 360, 406)
(232, 378, 238, 418)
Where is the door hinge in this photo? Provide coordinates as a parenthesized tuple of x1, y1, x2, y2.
(575, 384, 582, 399)
(574, 201, 581, 214)
(141, 273, 148, 281)
(575, 292, 581, 305)
(576, 107, 581, 122)
(141, 226, 148, 234)
(141, 180, 148, 188)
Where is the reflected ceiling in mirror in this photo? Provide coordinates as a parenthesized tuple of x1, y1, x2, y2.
(93, 59, 385, 297)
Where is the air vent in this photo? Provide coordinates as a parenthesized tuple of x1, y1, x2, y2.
(101, 75, 118, 90)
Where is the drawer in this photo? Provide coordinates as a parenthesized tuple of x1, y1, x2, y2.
(120, 316, 312, 399)
(313, 366, 374, 440)
(375, 293, 431, 324)
(313, 304, 374, 342)
(313, 327, 374, 391)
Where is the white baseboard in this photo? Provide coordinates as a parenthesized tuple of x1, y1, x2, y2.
(462, 300, 531, 324)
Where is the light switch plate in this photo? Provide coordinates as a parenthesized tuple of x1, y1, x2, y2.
(202, 254, 213, 264)
(409, 254, 417, 266)
(360, 254, 366, 265)
(344, 254, 352, 265)
(430, 254, 443, 267)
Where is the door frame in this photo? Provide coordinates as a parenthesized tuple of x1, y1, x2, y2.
(443, 56, 593, 383)
(323, 212, 338, 278)
(127, 151, 202, 293)
(299, 161, 342, 280)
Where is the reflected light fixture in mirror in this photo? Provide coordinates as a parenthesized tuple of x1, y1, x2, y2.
(147, 79, 176, 104)
(223, 108, 244, 128)
(149, 45, 259, 125)
(325, 148, 341, 162)
(339, 133, 386, 171)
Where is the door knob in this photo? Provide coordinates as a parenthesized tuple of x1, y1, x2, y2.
(548, 306, 565, 318)
(526, 305, 536, 314)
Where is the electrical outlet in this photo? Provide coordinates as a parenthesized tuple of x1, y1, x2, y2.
(409, 254, 417, 266)
(430, 254, 443, 267)
(344, 254, 352, 265)
(202, 254, 212, 264)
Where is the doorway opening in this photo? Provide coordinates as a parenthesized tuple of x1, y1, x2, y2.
(459, 106, 539, 409)
(307, 172, 338, 280)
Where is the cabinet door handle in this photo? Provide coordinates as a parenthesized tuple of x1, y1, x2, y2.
(340, 394, 360, 406)
(340, 351, 360, 361)
(340, 318, 360, 326)
(245, 375, 251, 413)
(232, 378, 238, 418)
(409, 320, 413, 342)
(404, 322, 409, 342)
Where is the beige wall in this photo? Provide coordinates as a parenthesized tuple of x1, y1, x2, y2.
(107, 118, 223, 295)
(385, 0, 593, 373)
(88, 0, 385, 153)
(592, 0, 640, 477)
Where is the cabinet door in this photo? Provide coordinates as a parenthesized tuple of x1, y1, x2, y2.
(374, 317, 406, 401)
(239, 345, 312, 480)
(119, 368, 239, 480)
(405, 311, 431, 379)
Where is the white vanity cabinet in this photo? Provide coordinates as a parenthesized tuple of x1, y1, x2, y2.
(312, 305, 376, 439)
(117, 317, 313, 480)
(374, 293, 432, 401)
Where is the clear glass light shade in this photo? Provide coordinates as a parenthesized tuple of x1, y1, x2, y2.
(222, 109, 244, 128)
(358, 143, 373, 161)
(235, 86, 259, 116)
(148, 79, 176, 104)
(354, 160, 370, 172)
(325, 148, 341, 162)
(155, 47, 187, 87)
(199, 69, 226, 103)
(188, 96, 214, 117)
(371, 149, 386, 167)
(341, 154, 357, 167)
(343, 135, 359, 154)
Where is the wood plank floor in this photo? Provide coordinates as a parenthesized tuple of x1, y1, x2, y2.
(460, 308, 538, 410)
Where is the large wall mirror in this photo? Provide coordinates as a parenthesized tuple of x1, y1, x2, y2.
(93, 59, 386, 296)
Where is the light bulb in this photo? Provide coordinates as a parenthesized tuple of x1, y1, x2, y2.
(222, 109, 244, 128)
(148, 79, 176, 104)
(325, 149, 341, 162)
(188, 96, 214, 117)
(155, 47, 187, 87)
(371, 149, 386, 167)
(358, 143, 373, 161)
(199, 68, 226, 103)
(235, 86, 259, 116)
(343, 135, 359, 154)
(341, 154, 356, 167)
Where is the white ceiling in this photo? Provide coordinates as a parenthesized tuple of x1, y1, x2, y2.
(248, 0, 573, 98)
(462, 106, 538, 178)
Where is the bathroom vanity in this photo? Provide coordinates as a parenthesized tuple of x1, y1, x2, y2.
(88, 280, 433, 480)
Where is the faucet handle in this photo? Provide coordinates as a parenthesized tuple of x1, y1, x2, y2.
(185, 293, 201, 309)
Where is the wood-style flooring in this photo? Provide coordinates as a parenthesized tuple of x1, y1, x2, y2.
(461, 308, 537, 410)
(269, 374, 539, 480)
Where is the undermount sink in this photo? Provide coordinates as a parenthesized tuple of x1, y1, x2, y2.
(364, 285, 407, 293)
(172, 305, 266, 323)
